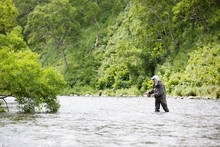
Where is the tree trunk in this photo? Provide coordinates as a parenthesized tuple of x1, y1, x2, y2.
(95, 29, 99, 49)
(192, 6, 196, 31)
(61, 48, 68, 67)
(50, 32, 68, 68)
(200, 18, 209, 31)
(168, 28, 177, 48)
(0, 96, 10, 112)
(192, 19, 195, 31)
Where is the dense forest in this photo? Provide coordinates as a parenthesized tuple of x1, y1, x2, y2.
(0, 0, 220, 112)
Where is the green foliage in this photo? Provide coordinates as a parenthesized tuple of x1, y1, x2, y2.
(172, 0, 220, 31)
(98, 64, 130, 90)
(65, 85, 98, 96)
(114, 86, 141, 96)
(160, 44, 220, 97)
(0, 48, 65, 112)
(13, 0, 49, 27)
(11, 0, 220, 98)
(0, 0, 18, 33)
(186, 44, 219, 85)
(96, 2, 152, 90)
(141, 78, 153, 93)
(64, 60, 98, 88)
(24, 0, 81, 67)
(83, 1, 100, 23)
(0, 0, 65, 112)
(0, 26, 28, 51)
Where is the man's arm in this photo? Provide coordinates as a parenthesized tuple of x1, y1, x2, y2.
(148, 89, 154, 94)
(144, 87, 154, 97)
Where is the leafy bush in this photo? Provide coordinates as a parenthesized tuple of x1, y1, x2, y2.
(97, 63, 131, 90)
(140, 78, 153, 93)
(172, 86, 183, 96)
(115, 86, 141, 96)
(0, 49, 65, 112)
(183, 87, 198, 97)
(159, 44, 220, 98)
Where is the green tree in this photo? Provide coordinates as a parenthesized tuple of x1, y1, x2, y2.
(0, 0, 65, 112)
(13, 0, 49, 27)
(173, 0, 220, 31)
(25, 0, 80, 67)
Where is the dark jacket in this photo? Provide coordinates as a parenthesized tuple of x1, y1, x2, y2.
(149, 80, 166, 99)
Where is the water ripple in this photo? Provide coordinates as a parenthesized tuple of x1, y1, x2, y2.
(0, 96, 220, 146)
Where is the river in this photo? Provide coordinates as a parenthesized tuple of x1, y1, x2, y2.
(0, 96, 220, 147)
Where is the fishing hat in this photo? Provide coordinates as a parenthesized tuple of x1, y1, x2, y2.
(151, 75, 159, 80)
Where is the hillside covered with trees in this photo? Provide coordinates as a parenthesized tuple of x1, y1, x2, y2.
(1, 0, 219, 111)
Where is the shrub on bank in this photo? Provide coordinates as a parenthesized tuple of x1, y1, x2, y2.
(171, 85, 220, 98)
(159, 44, 220, 98)
(115, 86, 141, 96)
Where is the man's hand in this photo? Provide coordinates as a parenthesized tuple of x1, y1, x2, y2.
(145, 93, 151, 97)
(144, 92, 154, 97)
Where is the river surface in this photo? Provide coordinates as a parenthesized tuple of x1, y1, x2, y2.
(0, 96, 220, 147)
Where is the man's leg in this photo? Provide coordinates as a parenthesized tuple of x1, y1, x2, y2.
(161, 97, 169, 112)
(155, 98, 160, 112)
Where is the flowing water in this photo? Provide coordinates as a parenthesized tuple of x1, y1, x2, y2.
(0, 96, 220, 147)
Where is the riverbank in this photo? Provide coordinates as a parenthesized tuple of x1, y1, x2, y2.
(64, 85, 219, 99)
(167, 95, 219, 100)
(68, 93, 219, 100)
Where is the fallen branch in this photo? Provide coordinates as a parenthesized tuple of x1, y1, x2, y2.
(0, 95, 11, 112)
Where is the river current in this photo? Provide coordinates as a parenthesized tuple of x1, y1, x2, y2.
(0, 96, 220, 147)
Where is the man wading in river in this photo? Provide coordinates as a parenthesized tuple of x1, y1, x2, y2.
(146, 75, 169, 112)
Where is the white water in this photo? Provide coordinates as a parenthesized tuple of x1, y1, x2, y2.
(0, 96, 220, 146)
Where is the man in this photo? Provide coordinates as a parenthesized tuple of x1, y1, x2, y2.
(146, 75, 169, 112)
